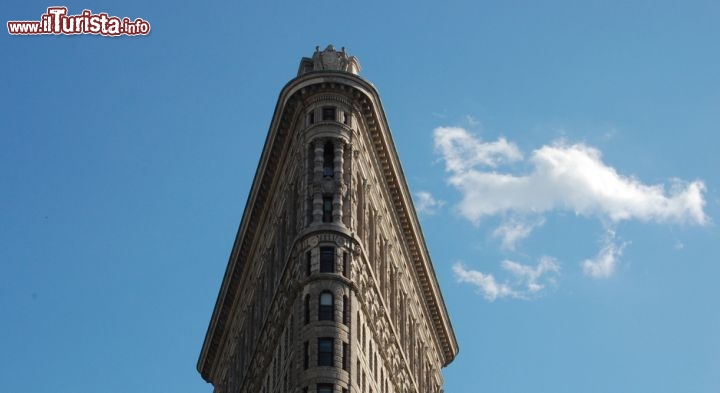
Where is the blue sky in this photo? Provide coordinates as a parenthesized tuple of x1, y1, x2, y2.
(2, 1, 718, 392)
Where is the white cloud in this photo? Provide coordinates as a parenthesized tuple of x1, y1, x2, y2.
(453, 263, 517, 301)
(435, 126, 709, 284)
(414, 191, 445, 215)
(434, 127, 708, 226)
(582, 231, 627, 279)
(453, 257, 560, 301)
(492, 216, 546, 250)
(434, 127, 523, 172)
(502, 256, 560, 292)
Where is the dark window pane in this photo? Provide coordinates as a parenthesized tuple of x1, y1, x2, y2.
(322, 107, 336, 121)
(318, 338, 334, 367)
(323, 141, 334, 177)
(342, 295, 349, 325)
(306, 251, 312, 276)
(303, 341, 309, 369)
(320, 247, 334, 273)
(317, 384, 334, 393)
(304, 295, 310, 324)
(322, 197, 333, 223)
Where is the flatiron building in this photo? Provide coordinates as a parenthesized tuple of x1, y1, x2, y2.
(198, 45, 458, 393)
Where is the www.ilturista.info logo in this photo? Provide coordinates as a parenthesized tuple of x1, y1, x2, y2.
(7, 7, 150, 36)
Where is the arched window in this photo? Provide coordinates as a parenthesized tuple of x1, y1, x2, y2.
(319, 291, 334, 321)
(304, 294, 310, 324)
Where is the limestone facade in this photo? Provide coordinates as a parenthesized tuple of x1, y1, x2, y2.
(197, 46, 458, 393)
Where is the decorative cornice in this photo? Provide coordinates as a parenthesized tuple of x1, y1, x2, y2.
(297, 45, 361, 76)
(342, 74, 460, 366)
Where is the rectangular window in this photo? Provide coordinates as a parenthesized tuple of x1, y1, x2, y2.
(319, 292, 334, 321)
(322, 106, 336, 121)
(342, 342, 349, 371)
(322, 196, 333, 223)
(323, 141, 334, 177)
(343, 252, 349, 277)
(318, 338, 334, 367)
(303, 341, 309, 369)
(308, 111, 315, 125)
(306, 250, 312, 276)
(363, 324, 366, 351)
(317, 384, 334, 393)
(304, 295, 310, 324)
(342, 295, 349, 325)
(320, 247, 334, 273)
(369, 342, 373, 373)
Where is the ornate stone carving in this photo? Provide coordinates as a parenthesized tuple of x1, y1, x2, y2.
(308, 236, 319, 247)
(307, 45, 361, 75)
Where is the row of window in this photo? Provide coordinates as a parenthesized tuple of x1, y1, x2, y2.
(304, 292, 350, 325)
(320, 141, 337, 223)
(303, 338, 350, 370)
(302, 385, 347, 393)
(308, 106, 352, 126)
(305, 247, 350, 275)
